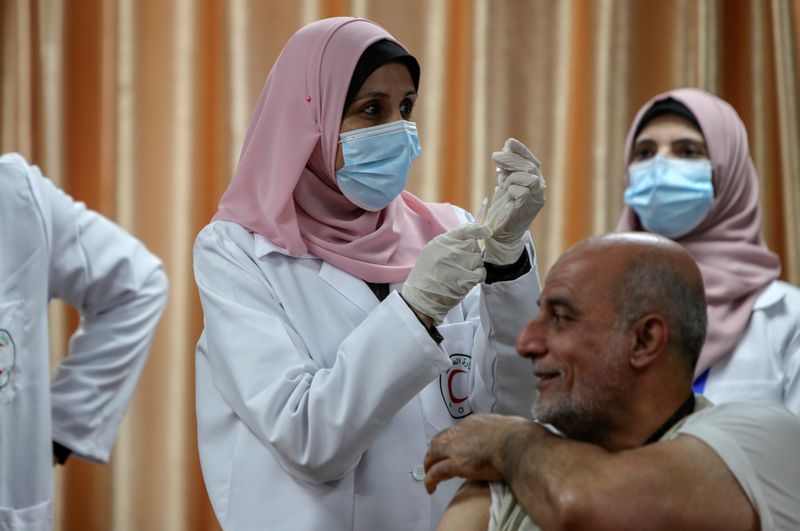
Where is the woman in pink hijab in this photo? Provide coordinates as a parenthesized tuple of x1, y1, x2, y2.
(618, 88, 800, 416)
(193, 17, 546, 530)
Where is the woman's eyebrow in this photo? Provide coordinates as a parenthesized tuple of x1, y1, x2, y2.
(353, 90, 389, 101)
(671, 137, 707, 144)
(353, 89, 417, 102)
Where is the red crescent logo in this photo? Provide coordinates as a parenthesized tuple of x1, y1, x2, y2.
(448, 369, 468, 404)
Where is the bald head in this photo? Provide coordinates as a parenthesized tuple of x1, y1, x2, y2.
(559, 232, 707, 374)
(566, 232, 704, 286)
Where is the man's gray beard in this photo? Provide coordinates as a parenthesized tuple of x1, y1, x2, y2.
(533, 396, 618, 444)
(532, 350, 629, 444)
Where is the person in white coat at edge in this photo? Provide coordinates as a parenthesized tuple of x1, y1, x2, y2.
(193, 17, 546, 531)
(617, 88, 800, 416)
(0, 153, 168, 531)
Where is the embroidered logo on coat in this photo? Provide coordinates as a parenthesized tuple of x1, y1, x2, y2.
(0, 329, 16, 389)
(440, 353, 473, 418)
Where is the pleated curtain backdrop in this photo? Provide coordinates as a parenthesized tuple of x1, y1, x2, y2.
(1, 0, 799, 529)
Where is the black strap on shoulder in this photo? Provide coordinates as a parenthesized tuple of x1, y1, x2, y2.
(645, 394, 696, 444)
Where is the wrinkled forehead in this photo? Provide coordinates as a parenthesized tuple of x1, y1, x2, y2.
(544, 246, 624, 305)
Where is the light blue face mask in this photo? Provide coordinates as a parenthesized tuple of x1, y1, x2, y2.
(624, 155, 714, 239)
(335, 120, 421, 211)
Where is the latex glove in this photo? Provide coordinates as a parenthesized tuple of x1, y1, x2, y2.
(483, 138, 546, 265)
(402, 223, 493, 326)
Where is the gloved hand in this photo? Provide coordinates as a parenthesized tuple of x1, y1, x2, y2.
(402, 222, 493, 326)
(483, 138, 546, 265)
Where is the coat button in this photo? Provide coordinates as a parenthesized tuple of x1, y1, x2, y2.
(411, 465, 425, 481)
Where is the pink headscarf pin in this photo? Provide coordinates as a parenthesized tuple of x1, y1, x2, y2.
(305, 96, 312, 102)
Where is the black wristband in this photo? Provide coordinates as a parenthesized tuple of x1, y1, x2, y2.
(425, 323, 444, 344)
(485, 249, 531, 284)
(399, 294, 444, 344)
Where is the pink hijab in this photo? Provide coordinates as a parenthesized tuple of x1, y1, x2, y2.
(214, 17, 459, 283)
(616, 88, 781, 377)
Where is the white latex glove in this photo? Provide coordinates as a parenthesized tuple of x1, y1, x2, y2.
(402, 222, 493, 326)
(483, 138, 546, 265)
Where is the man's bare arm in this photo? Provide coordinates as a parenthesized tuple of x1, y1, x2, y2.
(436, 481, 491, 531)
(425, 414, 757, 531)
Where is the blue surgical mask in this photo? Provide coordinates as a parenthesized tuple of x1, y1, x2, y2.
(624, 155, 714, 239)
(335, 120, 421, 211)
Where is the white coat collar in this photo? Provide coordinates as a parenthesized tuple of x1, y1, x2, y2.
(318, 261, 379, 314)
(753, 280, 786, 310)
(254, 234, 314, 259)
(254, 234, 380, 313)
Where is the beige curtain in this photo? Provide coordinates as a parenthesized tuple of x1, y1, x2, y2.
(2, 0, 798, 529)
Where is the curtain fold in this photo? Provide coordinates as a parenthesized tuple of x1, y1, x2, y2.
(2, 1, 798, 529)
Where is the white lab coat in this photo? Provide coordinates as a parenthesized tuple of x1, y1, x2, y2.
(0, 154, 168, 531)
(194, 216, 541, 531)
(703, 279, 800, 416)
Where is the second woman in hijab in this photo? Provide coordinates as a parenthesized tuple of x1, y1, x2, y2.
(618, 88, 800, 416)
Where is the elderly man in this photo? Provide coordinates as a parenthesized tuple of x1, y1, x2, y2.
(424, 233, 800, 530)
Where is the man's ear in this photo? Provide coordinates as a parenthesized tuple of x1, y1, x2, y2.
(628, 314, 668, 369)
